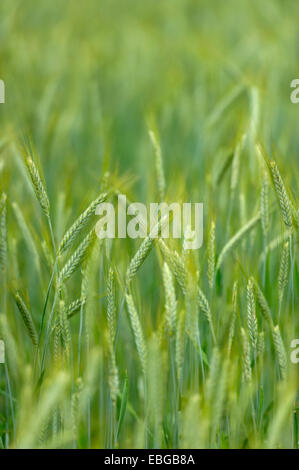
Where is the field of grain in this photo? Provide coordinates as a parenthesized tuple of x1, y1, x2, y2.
(0, 0, 298, 449)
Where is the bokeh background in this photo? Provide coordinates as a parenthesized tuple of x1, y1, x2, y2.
(1, 0, 299, 196)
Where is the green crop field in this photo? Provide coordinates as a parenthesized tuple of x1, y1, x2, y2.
(0, 0, 298, 449)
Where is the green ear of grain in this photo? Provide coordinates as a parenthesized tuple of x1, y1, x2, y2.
(158, 240, 186, 293)
(58, 192, 107, 254)
(269, 161, 292, 228)
(125, 293, 147, 375)
(198, 286, 216, 343)
(241, 327, 252, 383)
(58, 299, 71, 360)
(26, 157, 50, 218)
(13, 292, 38, 347)
(106, 268, 119, 404)
(126, 213, 174, 286)
(126, 235, 155, 285)
(107, 331, 119, 407)
(247, 278, 258, 353)
(278, 241, 289, 303)
(272, 325, 287, 380)
(253, 279, 274, 328)
(66, 297, 87, 319)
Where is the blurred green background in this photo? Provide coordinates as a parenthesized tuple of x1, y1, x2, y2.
(1, 0, 299, 201)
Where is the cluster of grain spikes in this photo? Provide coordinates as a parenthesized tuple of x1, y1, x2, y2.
(1, 124, 297, 449)
(13, 291, 38, 347)
(207, 220, 216, 289)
